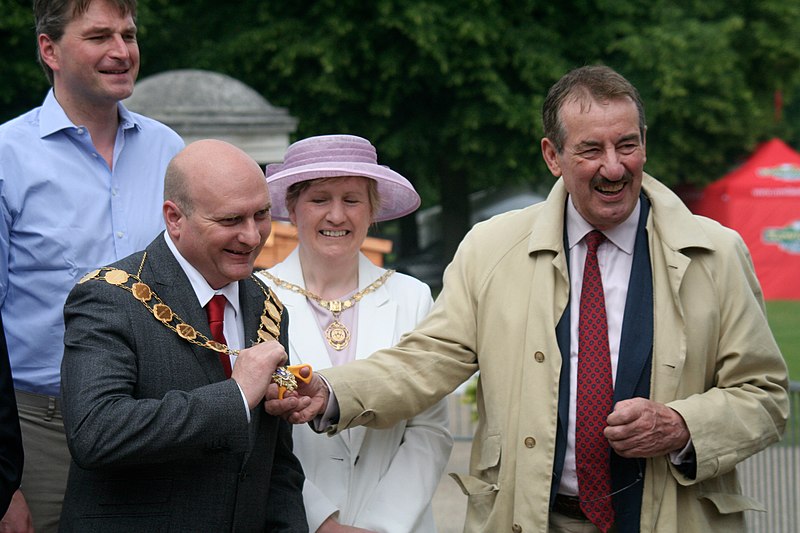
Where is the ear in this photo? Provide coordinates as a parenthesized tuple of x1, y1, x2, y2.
(163, 201, 184, 240)
(541, 138, 563, 178)
(288, 207, 297, 226)
(641, 126, 647, 164)
(38, 34, 60, 73)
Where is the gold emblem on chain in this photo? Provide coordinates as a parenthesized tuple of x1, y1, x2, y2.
(258, 269, 394, 350)
(79, 252, 295, 386)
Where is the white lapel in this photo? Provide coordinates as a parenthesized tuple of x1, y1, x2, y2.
(265, 249, 332, 371)
(346, 255, 399, 455)
(354, 254, 397, 360)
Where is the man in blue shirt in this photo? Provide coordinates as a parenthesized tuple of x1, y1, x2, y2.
(0, 0, 183, 530)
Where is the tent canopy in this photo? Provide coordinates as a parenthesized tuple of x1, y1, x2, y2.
(686, 138, 800, 300)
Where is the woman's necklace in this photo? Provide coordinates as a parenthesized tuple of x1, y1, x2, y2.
(259, 269, 395, 350)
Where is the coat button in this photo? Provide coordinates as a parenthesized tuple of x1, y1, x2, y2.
(534, 351, 545, 363)
(512, 524, 522, 533)
(524, 436, 536, 448)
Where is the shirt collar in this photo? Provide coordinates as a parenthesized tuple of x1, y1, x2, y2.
(566, 195, 640, 255)
(163, 232, 241, 313)
(38, 88, 140, 138)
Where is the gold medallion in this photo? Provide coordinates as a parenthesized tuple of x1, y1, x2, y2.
(79, 269, 100, 284)
(153, 303, 173, 323)
(265, 301, 281, 321)
(265, 320, 280, 338)
(104, 269, 129, 286)
(272, 366, 298, 392)
(132, 282, 153, 302)
(325, 320, 350, 350)
(207, 340, 227, 353)
(176, 323, 197, 340)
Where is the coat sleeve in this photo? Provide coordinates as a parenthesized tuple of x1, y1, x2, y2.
(666, 228, 789, 483)
(61, 277, 252, 469)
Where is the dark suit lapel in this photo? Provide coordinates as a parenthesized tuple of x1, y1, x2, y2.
(611, 195, 652, 533)
(613, 195, 653, 403)
(143, 235, 225, 384)
(239, 276, 266, 350)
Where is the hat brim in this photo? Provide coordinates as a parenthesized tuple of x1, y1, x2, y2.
(267, 162, 421, 222)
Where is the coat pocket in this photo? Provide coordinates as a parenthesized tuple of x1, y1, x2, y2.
(698, 492, 766, 514)
(697, 471, 766, 514)
(449, 433, 502, 529)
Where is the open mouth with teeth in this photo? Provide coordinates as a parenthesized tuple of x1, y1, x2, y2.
(596, 182, 626, 195)
(225, 248, 256, 257)
(321, 230, 349, 237)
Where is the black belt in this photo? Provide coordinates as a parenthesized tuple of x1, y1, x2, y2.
(553, 494, 587, 520)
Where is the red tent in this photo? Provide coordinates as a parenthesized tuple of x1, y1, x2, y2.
(684, 138, 800, 300)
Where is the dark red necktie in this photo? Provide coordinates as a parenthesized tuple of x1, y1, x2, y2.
(576, 230, 615, 532)
(205, 294, 233, 379)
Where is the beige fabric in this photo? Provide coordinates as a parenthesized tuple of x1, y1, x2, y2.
(321, 175, 789, 533)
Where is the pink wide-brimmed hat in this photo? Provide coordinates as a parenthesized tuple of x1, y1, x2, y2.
(265, 134, 421, 222)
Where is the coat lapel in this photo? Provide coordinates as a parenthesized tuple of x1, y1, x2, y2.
(614, 195, 652, 403)
(268, 250, 333, 371)
(145, 235, 224, 384)
(347, 255, 398, 456)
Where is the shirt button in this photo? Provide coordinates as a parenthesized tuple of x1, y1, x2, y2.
(116, 231, 124, 238)
(76, 128, 84, 135)
(512, 524, 522, 533)
(534, 351, 545, 363)
(524, 436, 536, 448)
(92, 153, 98, 158)
(112, 188, 119, 196)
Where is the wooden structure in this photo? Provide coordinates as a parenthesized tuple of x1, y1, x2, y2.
(254, 221, 393, 269)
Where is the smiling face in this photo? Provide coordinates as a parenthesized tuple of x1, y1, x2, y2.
(164, 140, 272, 290)
(289, 176, 374, 265)
(541, 95, 646, 230)
(38, 0, 139, 112)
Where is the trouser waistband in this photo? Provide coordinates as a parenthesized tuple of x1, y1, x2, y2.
(553, 494, 588, 520)
(15, 389, 62, 413)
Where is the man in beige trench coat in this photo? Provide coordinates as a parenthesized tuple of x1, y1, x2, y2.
(267, 65, 789, 533)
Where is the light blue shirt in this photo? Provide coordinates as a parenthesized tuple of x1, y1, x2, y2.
(0, 89, 184, 395)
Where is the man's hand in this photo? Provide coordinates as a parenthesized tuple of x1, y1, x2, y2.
(0, 490, 34, 533)
(605, 397, 690, 458)
(264, 370, 329, 424)
(231, 340, 287, 410)
(317, 515, 376, 533)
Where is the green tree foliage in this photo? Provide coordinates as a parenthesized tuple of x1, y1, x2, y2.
(3, 0, 800, 256)
(0, 0, 49, 117)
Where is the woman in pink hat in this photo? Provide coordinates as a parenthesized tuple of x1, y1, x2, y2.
(257, 135, 452, 533)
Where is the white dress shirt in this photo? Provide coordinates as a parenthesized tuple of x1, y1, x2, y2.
(164, 233, 251, 419)
(559, 196, 640, 496)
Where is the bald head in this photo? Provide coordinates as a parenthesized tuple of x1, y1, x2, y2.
(163, 140, 272, 288)
(164, 139, 266, 215)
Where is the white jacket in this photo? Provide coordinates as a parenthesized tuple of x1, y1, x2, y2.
(259, 250, 453, 532)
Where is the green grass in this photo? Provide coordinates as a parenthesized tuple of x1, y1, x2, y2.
(766, 300, 800, 383)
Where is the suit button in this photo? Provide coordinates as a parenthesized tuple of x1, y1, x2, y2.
(534, 351, 545, 363)
(512, 524, 522, 533)
(524, 437, 536, 448)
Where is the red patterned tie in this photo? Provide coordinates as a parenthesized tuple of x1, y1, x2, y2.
(576, 230, 615, 532)
(205, 294, 233, 378)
